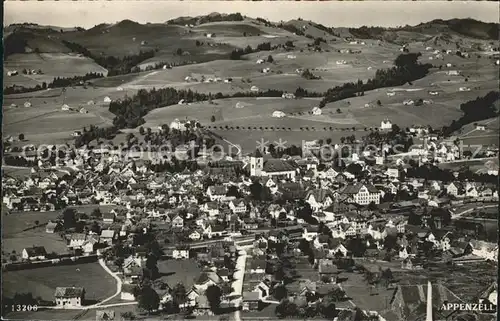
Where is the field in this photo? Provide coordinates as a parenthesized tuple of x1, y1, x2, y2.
(3, 86, 124, 144)
(3, 53, 108, 87)
(2, 262, 117, 302)
(156, 258, 202, 289)
(2, 205, 119, 257)
(2, 210, 68, 256)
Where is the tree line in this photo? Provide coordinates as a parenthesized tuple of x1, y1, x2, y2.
(3, 72, 105, 95)
(319, 53, 432, 107)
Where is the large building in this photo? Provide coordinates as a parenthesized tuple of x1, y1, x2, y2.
(249, 150, 296, 179)
(340, 183, 381, 205)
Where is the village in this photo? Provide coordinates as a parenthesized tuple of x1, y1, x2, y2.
(2, 115, 498, 321)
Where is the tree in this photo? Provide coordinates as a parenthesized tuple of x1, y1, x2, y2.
(171, 283, 187, 307)
(206, 285, 222, 312)
(377, 100, 382, 106)
(91, 208, 102, 218)
(319, 297, 337, 318)
(121, 312, 136, 320)
(267, 55, 274, 63)
(138, 286, 160, 314)
(62, 208, 77, 229)
(211, 115, 216, 122)
(18, 133, 25, 141)
(139, 126, 145, 135)
(274, 285, 288, 301)
(336, 108, 342, 114)
(275, 299, 298, 318)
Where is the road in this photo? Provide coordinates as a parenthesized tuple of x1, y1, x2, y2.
(230, 245, 250, 321)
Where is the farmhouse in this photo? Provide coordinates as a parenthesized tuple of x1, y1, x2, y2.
(446, 70, 460, 76)
(55, 287, 85, 308)
(116, 87, 124, 91)
(256, 59, 265, 64)
(272, 111, 286, 118)
(429, 91, 439, 96)
(380, 119, 392, 130)
(387, 92, 396, 97)
(103, 96, 112, 103)
(235, 102, 245, 108)
(475, 124, 487, 131)
(7, 70, 18, 76)
(282, 93, 295, 99)
(24, 101, 32, 108)
(311, 106, 322, 115)
(46, 221, 61, 233)
(251, 86, 259, 92)
(403, 99, 414, 106)
(22, 246, 47, 260)
(459, 87, 471, 92)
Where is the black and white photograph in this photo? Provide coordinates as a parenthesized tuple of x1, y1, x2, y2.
(2, 1, 499, 321)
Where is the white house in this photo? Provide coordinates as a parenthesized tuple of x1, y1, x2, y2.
(403, 99, 414, 106)
(380, 119, 392, 130)
(103, 96, 112, 103)
(282, 93, 295, 99)
(272, 111, 286, 118)
(251, 86, 259, 92)
(311, 107, 322, 115)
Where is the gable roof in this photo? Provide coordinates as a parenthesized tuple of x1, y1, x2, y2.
(24, 246, 47, 257)
(54, 287, 85, 298)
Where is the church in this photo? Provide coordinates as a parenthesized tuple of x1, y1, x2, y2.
(249, 149, 297, 179)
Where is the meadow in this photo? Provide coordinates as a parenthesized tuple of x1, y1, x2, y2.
(3, 53, 108, 87)
(2, 262, 116, 302)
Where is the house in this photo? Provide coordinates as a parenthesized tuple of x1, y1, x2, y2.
(475, 124, 487, 131)
(172, 215, 184, 228)
(318, 260, 340, 283)
(305, 189, 333, 211)
(272, 110, 286, 118)
(46, 221, 61, 233)
(82, 236, 100, 255)
(311, 106, 322, 115)
(100, 229, 116, 245)
(121, 284, 137, 301)
(242, 292, 261, 311)
(282, 93, 295, 99)
(173, 246, 190, 259)
(229, 199, 246, 214)
(380, 119, 392, 130)
(102, 212, 115, 223)
(207, 185, 227, 201)
(54, 287, 85, 308)
(251, 85, 259, 92)
(22, 246, 47, 260)
(96, 309, 115, 321)
(69, 233, 87, 249)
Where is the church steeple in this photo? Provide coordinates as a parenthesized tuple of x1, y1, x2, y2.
(250, 149, 263, 176)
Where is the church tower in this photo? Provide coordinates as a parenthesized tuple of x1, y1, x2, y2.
(250, 149, 263, 177)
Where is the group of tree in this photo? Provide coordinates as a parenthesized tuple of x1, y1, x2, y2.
(300, 69, 321, 80)
(62, 40, 155, 76)
(48, 72, 104, 88)
(440, 91, 499, 136)
(167, 12, 243, 26)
